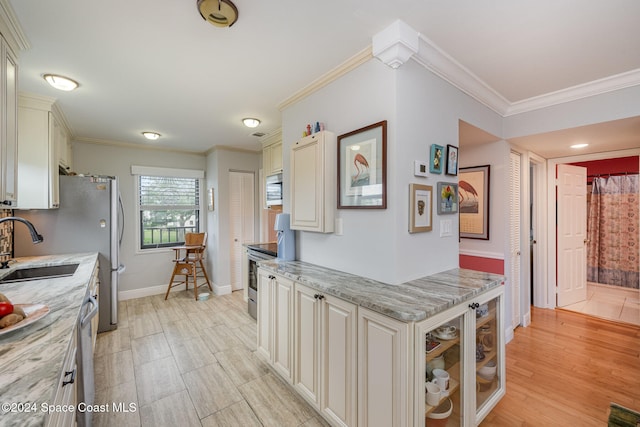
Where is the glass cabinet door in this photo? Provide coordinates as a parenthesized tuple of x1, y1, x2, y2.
(474, 294, 504, 418)
(421, 311, 465, 426)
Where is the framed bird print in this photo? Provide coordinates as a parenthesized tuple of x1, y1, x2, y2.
(337, 120, 387, 209)
(459, 165, 490, 239)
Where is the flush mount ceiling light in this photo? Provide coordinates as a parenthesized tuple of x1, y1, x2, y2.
(570, 143, 589, 149)
(197, 0, 239, 28)
(142, 131, 161, 141)
(242, 118, 261, 128)
(43, 74, 79, 91)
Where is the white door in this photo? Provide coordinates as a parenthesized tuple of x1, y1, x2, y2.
(509, 151, 522, 328)
(556, 164, 587, 307)
(229, 171, 255, 290)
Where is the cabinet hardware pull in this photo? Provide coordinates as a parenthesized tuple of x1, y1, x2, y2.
(314, 294, 319, 299)
(63, 369, 76, 386)
(318, 295, 324, 300)
(469, 302, 479, 309)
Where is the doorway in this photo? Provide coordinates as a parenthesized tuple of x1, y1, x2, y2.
(229, 171, 255, 291)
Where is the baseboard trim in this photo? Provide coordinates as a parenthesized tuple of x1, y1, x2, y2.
(214, 283, 232, 295)
(505, 326, 514, 344)
(119, 284, 167, 301)
(119, 282, 223, 300)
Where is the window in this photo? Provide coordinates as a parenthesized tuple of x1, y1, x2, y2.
(133, 166, 204, 250)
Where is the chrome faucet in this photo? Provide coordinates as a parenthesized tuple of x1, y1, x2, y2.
(0, 217, 44, 269)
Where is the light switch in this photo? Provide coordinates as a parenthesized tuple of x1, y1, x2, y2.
(440, 219, 452, 237)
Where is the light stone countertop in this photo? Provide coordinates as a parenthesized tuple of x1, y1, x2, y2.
(0, 253, 99, 427)
(258, 260, 505, 322)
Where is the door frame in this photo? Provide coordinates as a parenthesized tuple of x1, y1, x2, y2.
(511, 148, 548, 325)
(546, 148, 640, 308)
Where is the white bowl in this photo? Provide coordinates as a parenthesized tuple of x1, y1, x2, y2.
(478, 360, 497, 380)
(198, 292, 210, 301)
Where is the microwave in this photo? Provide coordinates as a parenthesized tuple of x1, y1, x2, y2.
(266, 173, 283, 206)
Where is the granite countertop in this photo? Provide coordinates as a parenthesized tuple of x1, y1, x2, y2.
(258, 260, 505, 322)
(0, 253, 99, 427)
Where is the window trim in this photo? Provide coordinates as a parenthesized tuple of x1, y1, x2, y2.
(132, 166, 205, 252)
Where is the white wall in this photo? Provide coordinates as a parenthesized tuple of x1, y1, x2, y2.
(281, 58, 504, 284)
(206, 148, 261, 294)
(73, 141, 206, 296)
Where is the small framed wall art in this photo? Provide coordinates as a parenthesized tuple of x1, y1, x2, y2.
(414, 160, 428, 177)
(437, 182, 458, 214)
(337, 120, 387, 209)
(430, 144, 444, 174)
(409, 183, 432, 233)
(445, 144, 458, 176)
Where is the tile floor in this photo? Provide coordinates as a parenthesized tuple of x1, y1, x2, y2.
(93, 289, 329, 427)
(562, 282, 640, 326)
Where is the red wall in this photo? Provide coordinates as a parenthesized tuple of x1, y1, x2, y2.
(571, 156, 639, 183)
(459, 254, 504, 275)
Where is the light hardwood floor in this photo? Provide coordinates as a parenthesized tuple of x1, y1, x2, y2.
(482, 307, 640, 426)
(93, 289, 329, 427)
(95, 291, 640, 427)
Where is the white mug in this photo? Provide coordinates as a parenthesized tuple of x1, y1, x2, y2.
(426, 381, 441, 406)
(432, 368, 450, 391)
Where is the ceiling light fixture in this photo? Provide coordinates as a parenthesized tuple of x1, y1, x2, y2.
(142, 132, 161, 141)
(570, 143, 589, 149)
(242, 118, 261, 128)
(43, 74, 79, 91)
(197, 0, 239, 28)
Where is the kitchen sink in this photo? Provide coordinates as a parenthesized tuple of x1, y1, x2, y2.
(0, 263, 80, 283)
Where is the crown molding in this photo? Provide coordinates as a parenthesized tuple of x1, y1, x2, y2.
(372, 19, 419, 69)
(504, 68, 640, 116)
(260, 128, 282, 147)
(412, 34, 511, 116)
(278, 46, 373, 111)
(0, 0, 29, 53)
(204, 144, 261, 156)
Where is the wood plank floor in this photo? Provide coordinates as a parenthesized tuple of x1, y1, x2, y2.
(481, 307, 640, 426)
(93, 290, 329, 427)
(95, 292, 640, 426)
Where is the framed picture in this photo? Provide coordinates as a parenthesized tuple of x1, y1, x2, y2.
(459, 165, 490, 239)
(445, 144, 458, 176)
(208, 187, 215, 211)
(430, 144, 444, 174)
(437, 182, 458, 214)
(409, 183, 432, 233)
(414, 160, 428, 177)
(338, 120, 387, 209)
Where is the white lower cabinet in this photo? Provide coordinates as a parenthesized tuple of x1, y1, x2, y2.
(46, 324, 78, 427)
(258, 268, 505, 427)
(414, 285, 505, 426)
(257, 269, 294, 382)
(358, 307, 411, 427)
(293, 283, 357, 427)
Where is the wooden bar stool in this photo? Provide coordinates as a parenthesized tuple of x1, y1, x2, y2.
(165, 232, 213, 300)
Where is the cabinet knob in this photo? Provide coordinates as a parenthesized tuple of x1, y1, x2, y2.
(469, 302, 480, 309)
(318, 295, 324, 300)
(268, 275, 275, 280)
(1, 200, 12, 206)
(314, 294, 319, 299)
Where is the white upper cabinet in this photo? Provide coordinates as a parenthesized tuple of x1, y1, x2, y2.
(16, 94, 70, 209)
(262, 132, 283, 177)
(290, 131, 335, 233)
(0, 35, 18, 207)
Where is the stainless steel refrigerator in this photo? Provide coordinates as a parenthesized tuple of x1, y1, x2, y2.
(15, 175, 124, 332)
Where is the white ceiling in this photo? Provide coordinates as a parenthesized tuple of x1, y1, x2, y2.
(7, 0, 640, 155)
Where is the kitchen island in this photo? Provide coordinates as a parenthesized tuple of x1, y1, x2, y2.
(257, 259, 506, 426)
(0, 253, 99, 427)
